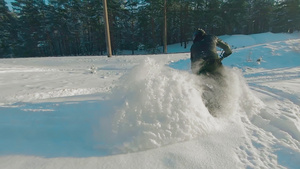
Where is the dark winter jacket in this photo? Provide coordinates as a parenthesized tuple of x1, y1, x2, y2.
(190, 34, 232, 74)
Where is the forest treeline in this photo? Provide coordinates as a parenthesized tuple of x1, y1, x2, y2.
(1, 0, 300, 58)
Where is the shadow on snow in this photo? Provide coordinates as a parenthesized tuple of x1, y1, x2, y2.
(0, 100, 109, 158)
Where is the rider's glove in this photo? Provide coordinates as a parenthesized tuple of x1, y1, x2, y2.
(223, 51, 232, 58)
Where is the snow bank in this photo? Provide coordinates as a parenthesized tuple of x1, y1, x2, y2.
(220, 32, 300, 49)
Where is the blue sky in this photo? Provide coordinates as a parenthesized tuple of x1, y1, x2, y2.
(5, 0, 13, 10)
(5, 0, 13, 5)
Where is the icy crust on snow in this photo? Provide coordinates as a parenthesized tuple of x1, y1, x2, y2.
(97, 58, 263, 154)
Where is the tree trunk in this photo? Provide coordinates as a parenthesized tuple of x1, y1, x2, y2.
(163, 0, 167, 53)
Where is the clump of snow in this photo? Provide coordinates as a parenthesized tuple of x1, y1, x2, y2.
(98, 58, 218, 153)
(199, 67, 264, 118)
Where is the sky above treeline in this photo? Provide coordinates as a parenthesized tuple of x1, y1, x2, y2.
(5, 0, 13, 10)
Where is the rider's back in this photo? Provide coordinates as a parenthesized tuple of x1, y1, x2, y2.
(190, 35, 219, 63)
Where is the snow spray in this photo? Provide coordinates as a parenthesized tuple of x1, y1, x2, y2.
(97, 57, 263, 154)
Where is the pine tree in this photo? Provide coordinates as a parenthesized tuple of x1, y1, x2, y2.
(272, 0, 300, 32)
(81, 0, 105, 55)
(251, 0, 274, 33)
(221, 0, 249, 34)
(135, 0, 167, 53)
(284, 0, 300, 32)
(3, 0, 297, 57)
(12, 0, 45, 57)
(0, 0, 16, 57)
(203, 0, 224, 35)
(121, 0, 139, 54)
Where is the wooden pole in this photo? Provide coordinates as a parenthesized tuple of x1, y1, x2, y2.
(163, 0, 167, 54)
(102, 0, 112, 57)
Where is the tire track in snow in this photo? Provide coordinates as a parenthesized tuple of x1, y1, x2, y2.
(249, 83, 300, 106)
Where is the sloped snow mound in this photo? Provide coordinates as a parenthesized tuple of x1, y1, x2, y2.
(99, 58, 218, 153)
(97, 58, 263, 154)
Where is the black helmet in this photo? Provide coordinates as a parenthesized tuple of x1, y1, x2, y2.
(193, 28, 206, 41)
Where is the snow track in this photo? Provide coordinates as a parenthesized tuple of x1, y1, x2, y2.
(245, 66, 300, 168)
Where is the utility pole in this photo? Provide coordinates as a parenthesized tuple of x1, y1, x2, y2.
(163, 0, 167, 54)
(102, 0, 112, 57)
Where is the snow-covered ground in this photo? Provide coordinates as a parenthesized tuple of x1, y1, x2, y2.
(0, 32, 300, 169)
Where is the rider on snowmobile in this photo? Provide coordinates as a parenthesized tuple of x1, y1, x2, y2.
(190, 28, 232, 75)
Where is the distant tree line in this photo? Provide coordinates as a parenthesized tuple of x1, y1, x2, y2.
(1, 0, 300, 58)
